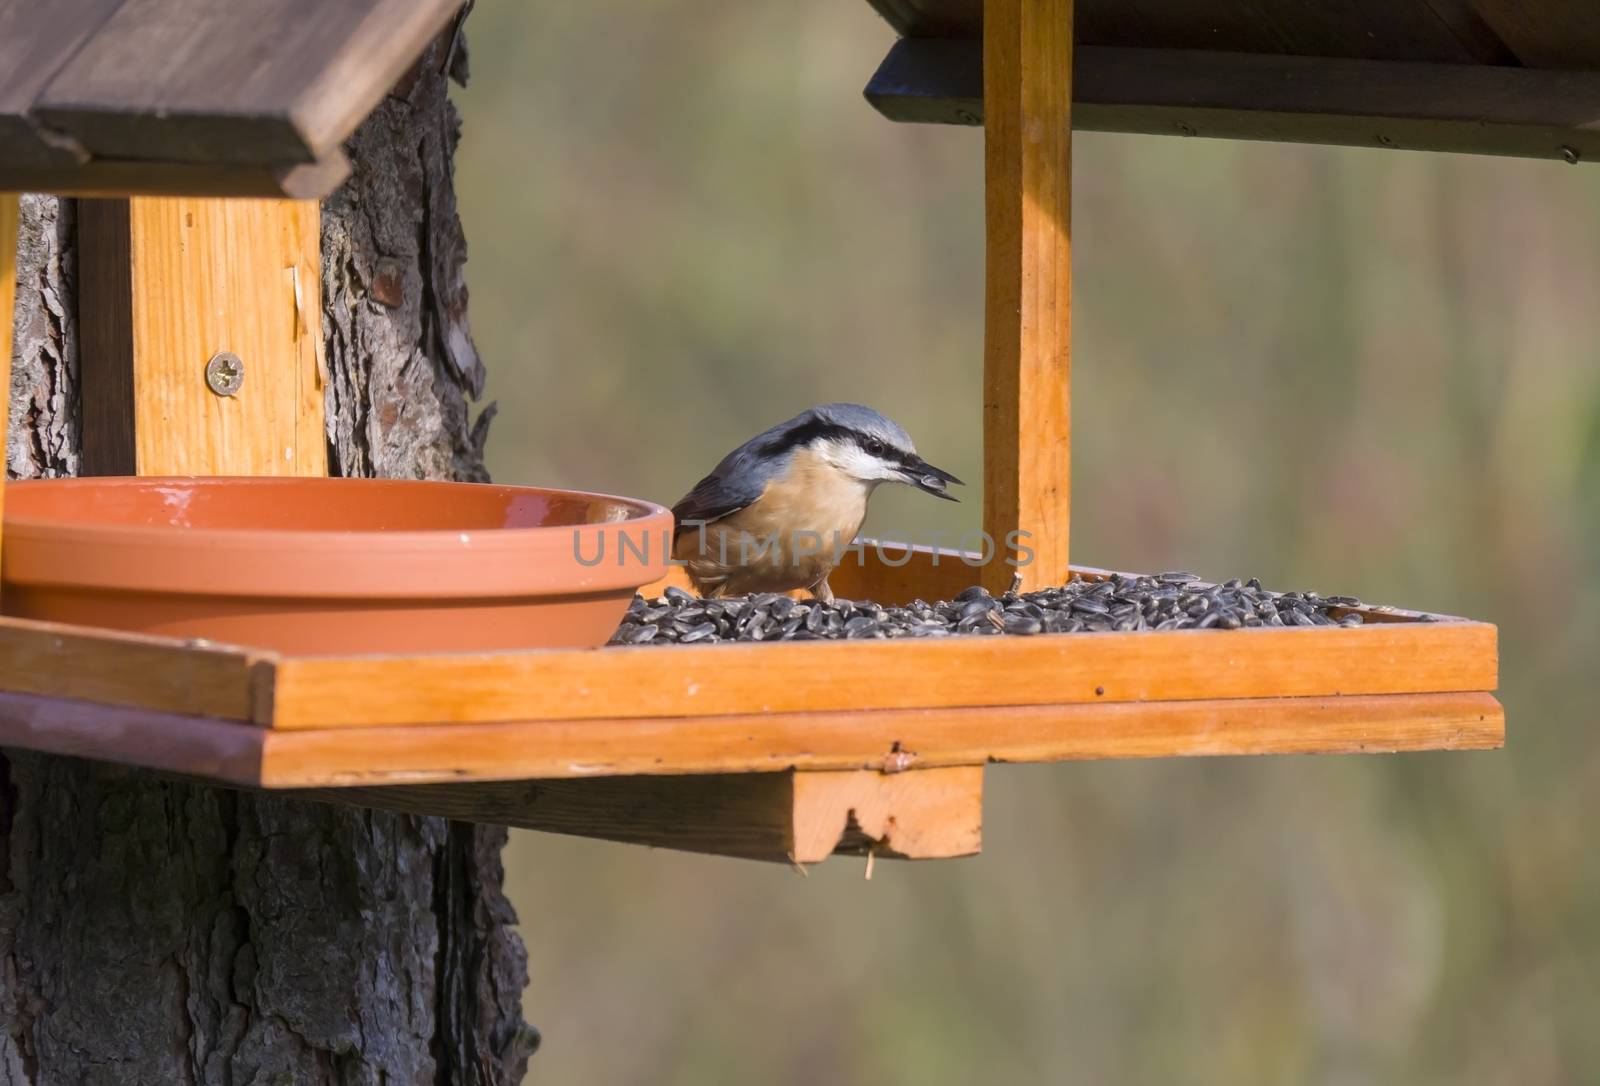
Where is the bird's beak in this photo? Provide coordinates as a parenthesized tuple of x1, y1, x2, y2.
(902, 457, 964, 502)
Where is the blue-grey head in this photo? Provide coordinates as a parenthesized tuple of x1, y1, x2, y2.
(787, 403, 964, 501)
(672, 403, 965, 535)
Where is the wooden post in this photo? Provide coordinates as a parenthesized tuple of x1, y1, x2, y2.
(78, 197, 327, 476)
(982, 0, 1073, 592)
(0, 194, 17, 561)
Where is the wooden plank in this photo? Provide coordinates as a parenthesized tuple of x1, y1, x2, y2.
(0, 194, 14, 582)
(32, 0, 463, 164)
(0, 0, 125, 169)
(294, 766, 985, 864)
(1077, 0, 1503, 64)
(827, 540, 991, 604)
(0, 153, 351, 200)
(269, 619, 1497, 729)
(0, 690, 264, 783)
(866, 0, 1514, 63)
(0, 616, 270, 722)
(982, 0, 1072, 592)
(76, 199, 135, 474)
(868, 41, 1600, 164)
(78, 197, 328, 476)
(0, 675, 1501, 790)
(1467, 0, 1600, 69)
(253, 693, 1503, 787)
(865, 0, 976, 37)
(868, 38, 986, 127)
(791, 766, 982, 862)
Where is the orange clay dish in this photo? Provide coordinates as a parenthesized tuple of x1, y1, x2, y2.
(0, 476, 672, 655)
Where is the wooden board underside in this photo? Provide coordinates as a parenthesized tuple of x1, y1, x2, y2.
(0, 155, 351, 199)
(867, 41, 1600, 162)
(863, 0, 1587, 68)
(296, 766, 986, 863)
(0, 690, 1502, 789)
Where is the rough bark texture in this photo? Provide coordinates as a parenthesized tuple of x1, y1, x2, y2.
(323, 39, 494, 481)
(0, 30, 533, 1086)
(6, 196, 78, 481)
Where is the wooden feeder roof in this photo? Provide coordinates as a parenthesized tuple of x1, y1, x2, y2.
(0, 0, 464, 197)
(865, 0, 1600, 162)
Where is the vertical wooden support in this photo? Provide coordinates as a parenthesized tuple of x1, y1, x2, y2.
(982, 0, 1073, 592)
(0, 195, 18, 563)
(79, 197, 326, 476)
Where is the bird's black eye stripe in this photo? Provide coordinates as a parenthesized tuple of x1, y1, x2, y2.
(768, 419, 857, 455)
(771, 417, 911, 464)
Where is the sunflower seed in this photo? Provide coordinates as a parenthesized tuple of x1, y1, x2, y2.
(614, 572, 1380, 644)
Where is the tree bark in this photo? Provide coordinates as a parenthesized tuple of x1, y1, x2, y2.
(0, 32, 533, 1086)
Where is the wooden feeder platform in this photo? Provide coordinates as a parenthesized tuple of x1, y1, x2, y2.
(0, 549, 1500, 863)
(0, 0, 1518, 865)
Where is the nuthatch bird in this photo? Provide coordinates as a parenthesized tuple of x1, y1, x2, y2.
(671, 403, 963, 601)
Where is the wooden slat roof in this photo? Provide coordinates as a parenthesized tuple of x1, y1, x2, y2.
(866, 0, 1594, 68)
(864, 0, 1600, 162)
(0, 0, 463, 197)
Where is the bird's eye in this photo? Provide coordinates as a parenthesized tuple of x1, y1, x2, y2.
(865, 439, 885, 457)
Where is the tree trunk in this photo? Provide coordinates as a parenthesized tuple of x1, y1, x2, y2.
(0, 33, 534, 1086)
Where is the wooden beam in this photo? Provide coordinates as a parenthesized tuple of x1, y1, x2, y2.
(982, 0, 1073, 593)
(0, 194, 17, 576)
(294, 766, 985, 864)
(0, 153, 351, 200)
(867, 40, 1600, 163)
(78, 196, 328, 475)
(256, 694, 1501, 787)
(863, 0, 1511, 61)
(0, 688, 1503, 790)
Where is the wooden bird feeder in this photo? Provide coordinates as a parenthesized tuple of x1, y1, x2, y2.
(0, 0, 1512, 867)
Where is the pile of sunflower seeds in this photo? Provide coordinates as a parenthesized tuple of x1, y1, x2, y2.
(609, 572, 1371, 646)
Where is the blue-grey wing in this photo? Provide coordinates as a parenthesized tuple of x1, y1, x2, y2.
(671, 421, 796, 533)
(672, 476, 760, 535)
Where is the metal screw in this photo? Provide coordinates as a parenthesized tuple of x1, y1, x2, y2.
(953, 108, 980, 125)
(1561, 145, 1581, 165)
(205, 352, 244, 397)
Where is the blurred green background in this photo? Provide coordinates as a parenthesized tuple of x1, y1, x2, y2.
(454, 2, 1600, 1082)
